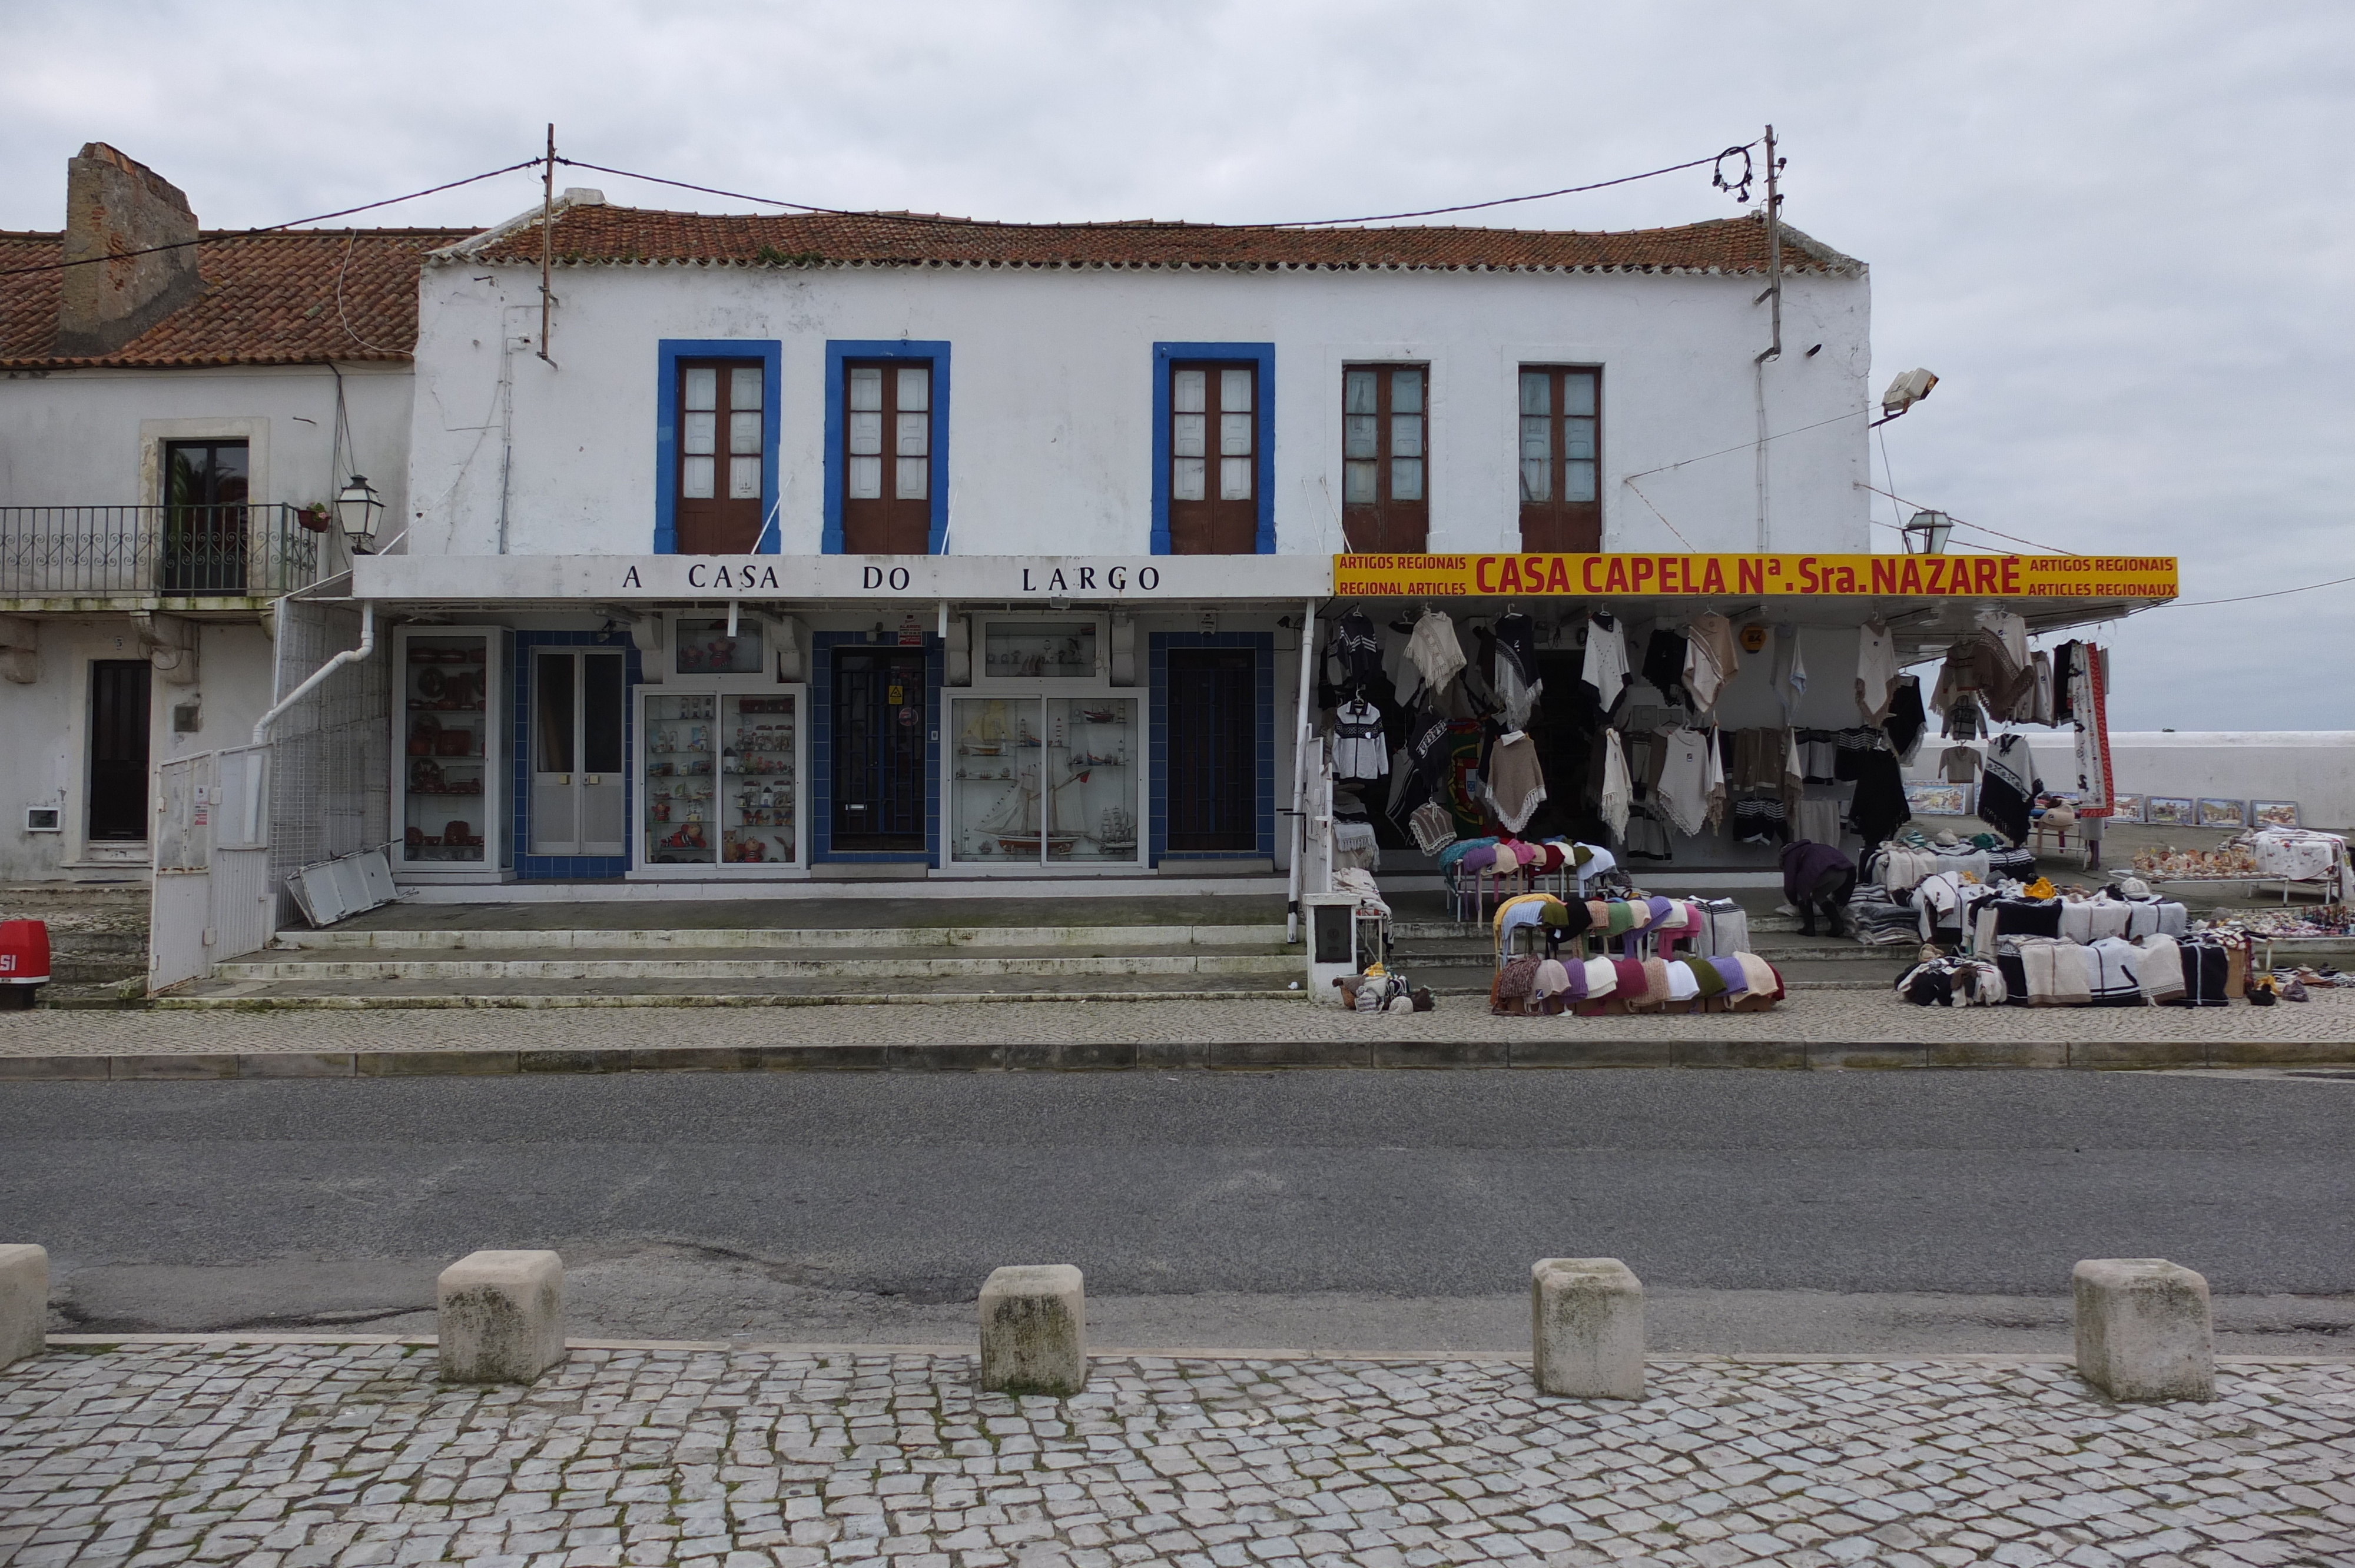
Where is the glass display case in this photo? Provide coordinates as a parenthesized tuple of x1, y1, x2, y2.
(637, 683, 804, 874)
(720, 693, 798, 866)
(394, 627, 503, 875)
(949, 695, 1136, 866)
(641, 692, 718, 868)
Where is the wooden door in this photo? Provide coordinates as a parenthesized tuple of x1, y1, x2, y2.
(1167, 363, 1259, 554)
(87, 659, 151, 841)
(842, 361, 933, 553)
(1166, 649, 1255, 850)
(1341, 365, 1428, 552)
(832, 647, 928, 849)
(1517, 366, 1601, 552)
(676, 360, 765, 554)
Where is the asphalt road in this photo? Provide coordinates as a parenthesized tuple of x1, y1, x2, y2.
(6, 1069, 2353, 1349)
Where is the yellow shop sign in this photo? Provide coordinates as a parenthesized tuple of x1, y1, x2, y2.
(1331, 553, 2178, 600)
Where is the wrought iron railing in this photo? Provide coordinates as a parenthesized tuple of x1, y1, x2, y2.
(0, 503, 327, 597)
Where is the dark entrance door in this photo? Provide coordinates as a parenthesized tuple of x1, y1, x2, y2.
(162, 439, 248, 594)
(1166, 648, 1255, 851)
(88, 659, 152, 841)
(832, 646, 927, 851)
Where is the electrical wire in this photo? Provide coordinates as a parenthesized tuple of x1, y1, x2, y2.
(1620, 407, 1867, 483)
(1857, 483, 2078, 556)
(553, 144, 1759, 231)
(0, 159, 543, 278)
(2161, 573, 2355, 609)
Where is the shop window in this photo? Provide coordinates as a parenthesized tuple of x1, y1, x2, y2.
(1517, 366, 1601, 552)
(656, 340, 780, 555)
(824, 342, 950, 554)
(1341, 364, 1427, 552)
(1152, 343, 1273, 555)
(673, 617, 765, 677)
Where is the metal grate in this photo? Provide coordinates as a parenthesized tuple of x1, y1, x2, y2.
(268, 600, 390, 927)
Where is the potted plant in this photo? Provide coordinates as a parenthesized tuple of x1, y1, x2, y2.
(295, 501, 333, 533)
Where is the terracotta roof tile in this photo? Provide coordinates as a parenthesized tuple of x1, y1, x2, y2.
(0, 228, 469, 369)
(462, 205, 1860, 275)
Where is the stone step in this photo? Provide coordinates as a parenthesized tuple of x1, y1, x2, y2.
(273, 922, 1290, 952)
(214, 942, 1300, 984)
(154, 971, 1304, 1008)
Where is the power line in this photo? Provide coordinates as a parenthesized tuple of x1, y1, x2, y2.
(2163, 572, 2355, 609)
(553, 143, 1760, 231)
(1620, 407, 1867, 483)
(0, 159, 543, 278)
(1856, 483, 2078, 556)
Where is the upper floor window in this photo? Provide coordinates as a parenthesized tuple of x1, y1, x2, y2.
(1169, 361, 1258, 554)
(1517, 366, 1600, 552)
(1341, 364, 1426, 553)
(676, 359, 766, 554)
(843, 361, 933, 553)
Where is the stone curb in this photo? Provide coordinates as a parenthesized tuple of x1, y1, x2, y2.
(31, 1332, 2355, 1367)
(2, 1038, 2352, 1079)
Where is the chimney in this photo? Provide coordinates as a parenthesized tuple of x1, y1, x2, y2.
(55, 142, 201, 358)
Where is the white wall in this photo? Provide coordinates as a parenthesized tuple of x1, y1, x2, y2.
(0, 362, 413, 522)
(2028, 732, 2355, 831)
(0, 616, 276, 881)
(406, 261, 1871, 563)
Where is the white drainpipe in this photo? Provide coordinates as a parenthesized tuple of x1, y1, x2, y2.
(243, 600, 375, 844)
(1285, 596, 1319, 944)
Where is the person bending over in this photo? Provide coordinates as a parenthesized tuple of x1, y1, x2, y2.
(1780, 838, 1858, 939)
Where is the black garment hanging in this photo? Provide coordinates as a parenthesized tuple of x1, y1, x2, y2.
(1883, 676, 1927, 762)
(1976, 733, 2039, 845)
(1331, 607, 1384, 687)
(1848, 750, 1913, 847)
(1641, 627, 1689, 704)
(1494, 612, 1539, 690)
(1403, 707, 1452, 790)
(2052, 642, 2080, 725)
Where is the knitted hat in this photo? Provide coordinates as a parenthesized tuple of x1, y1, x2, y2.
(2120, 876, 2151, 898)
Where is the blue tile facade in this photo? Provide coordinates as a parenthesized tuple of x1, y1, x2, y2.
(511, 629, 639, 880)
(1147, 632, 1275, 866)
(811, 630, 942, 865)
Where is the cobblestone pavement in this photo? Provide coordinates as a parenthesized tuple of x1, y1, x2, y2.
(4, 1342, 2352, 1568)
(4, 989, 2353, 1057)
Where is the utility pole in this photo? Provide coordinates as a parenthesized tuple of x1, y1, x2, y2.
(538, 122, 556, 367)
(1754, 124, 1783, 365)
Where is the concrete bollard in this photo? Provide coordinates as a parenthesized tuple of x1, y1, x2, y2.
(2073, 1258, 2215, 1401)
(979, 1264, 1086, 1397)
(0, 1245, 47, 1369)
(1531, 1257, 1646, 1398)
(437, 1250, 567, 1384)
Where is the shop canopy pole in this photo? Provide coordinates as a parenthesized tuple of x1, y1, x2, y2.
(1286, 596, 1319, 944)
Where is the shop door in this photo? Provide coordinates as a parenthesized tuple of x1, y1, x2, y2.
(1166, 649, 1255, 851)
(530, 650, 626, 856)
(88, 659, 152, 841)
(162, 439, 249, 594)
(833, 647, 927, 850)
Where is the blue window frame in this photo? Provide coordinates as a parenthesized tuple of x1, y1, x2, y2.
(654, 339, 782, 554)
(823, 341, 951, 554)
(1151, 341, 1275, 555)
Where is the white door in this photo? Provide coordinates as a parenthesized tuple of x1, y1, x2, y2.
(531, 650, 626, 856)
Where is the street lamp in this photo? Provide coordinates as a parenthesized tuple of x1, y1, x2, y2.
(1870, 367, 1938, 428)
(335, 474, 384, 554)
(1903, 510, 1955, 554)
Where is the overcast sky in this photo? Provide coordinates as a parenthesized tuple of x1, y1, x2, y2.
(5, 0, 2349, 730)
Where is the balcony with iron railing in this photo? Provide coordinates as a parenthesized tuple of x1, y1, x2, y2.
(0, 503, 330, 604)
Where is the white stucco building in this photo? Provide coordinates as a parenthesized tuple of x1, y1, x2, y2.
(0, 142, 450, 883)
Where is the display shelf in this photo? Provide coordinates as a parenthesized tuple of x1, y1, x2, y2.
(398, 630, 496, 866)
(950, 693, 1136, 865)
